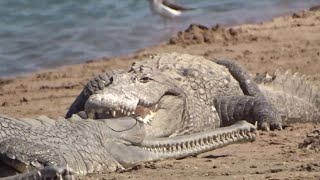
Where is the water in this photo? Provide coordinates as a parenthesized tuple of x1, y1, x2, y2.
(0, 0, 319, 77)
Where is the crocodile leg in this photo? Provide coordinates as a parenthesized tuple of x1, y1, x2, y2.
(0, 138, 75, 180)
(215, 59, 263, 97)
(214, 96, 281, 130)
(215, 59, 282, 130)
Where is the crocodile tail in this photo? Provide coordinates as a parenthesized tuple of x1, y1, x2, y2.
(255, 69, 320, 124)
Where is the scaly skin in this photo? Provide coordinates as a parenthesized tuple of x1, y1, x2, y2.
(254, 69, 320, 124)
(1, 53, 319, 179)
(0, 114, 256, 179)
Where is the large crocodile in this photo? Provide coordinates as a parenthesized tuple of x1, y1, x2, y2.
(0, 53, 319, 179)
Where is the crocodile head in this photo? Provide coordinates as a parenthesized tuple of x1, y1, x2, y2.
(84, 63, 186, 137)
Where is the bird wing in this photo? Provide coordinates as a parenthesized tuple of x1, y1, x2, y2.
(162, 0, 194, 11)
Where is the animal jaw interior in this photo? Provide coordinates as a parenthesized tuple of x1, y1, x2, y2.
(84, 93, 183, 125)
(86, 101, 158, 124)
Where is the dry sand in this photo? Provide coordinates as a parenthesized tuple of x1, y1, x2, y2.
(0, 7, 320, 180)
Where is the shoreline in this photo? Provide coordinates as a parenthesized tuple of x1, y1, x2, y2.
(0, 5, 318, 80)
(1, 3, 318, 78)
(0, 7, 320, 180)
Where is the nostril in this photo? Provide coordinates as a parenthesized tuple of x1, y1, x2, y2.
(110, 76, 114, 83)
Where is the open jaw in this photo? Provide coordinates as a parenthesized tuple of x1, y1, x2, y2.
(84, 92, 183, 124)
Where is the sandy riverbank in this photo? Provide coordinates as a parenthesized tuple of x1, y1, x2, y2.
(0, 7, 320, 180)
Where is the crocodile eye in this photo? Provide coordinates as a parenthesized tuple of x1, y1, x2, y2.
(140, 76, 153, 83)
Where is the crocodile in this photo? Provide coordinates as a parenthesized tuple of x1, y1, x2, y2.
(0, 53, 319, 179)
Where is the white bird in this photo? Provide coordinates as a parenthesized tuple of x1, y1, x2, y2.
(148, 0, 193, 19)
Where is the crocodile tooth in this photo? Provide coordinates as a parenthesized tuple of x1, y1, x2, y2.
(240, 129, 245, 136)
(172, 145, 176, 151)
(182, 142, 187, 150)
(216, 135, 222, 145)
(199, 139, 203, 146)
(154, 104, 158, 110)
(136, 116, 143, 121)
(123, 110, 127, 116)
(177, 144, 181, 151)
(88, 111, 95, 119)
(105, 111, 110, 115)
(131, 111, 135, 115)
(190, 141, 194, 148)
(211, 105, 216, 112)
(121, 108, 124, 114)
(126, 111, 131, 116)
(111, 110, 116, 117)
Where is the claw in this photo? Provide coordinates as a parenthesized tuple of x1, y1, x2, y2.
(281, 124, 294, 129)
(38, 171, 42, 178)
(260, 122, 270, 131)
(271, 124, 283, 131)
(269, 120, 283, 131)
(259, 120, 283, 131)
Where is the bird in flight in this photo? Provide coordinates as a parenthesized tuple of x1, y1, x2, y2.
(148, 0, 194, 19)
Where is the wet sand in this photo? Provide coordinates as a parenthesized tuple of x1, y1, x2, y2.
(0, 7, 320, 180)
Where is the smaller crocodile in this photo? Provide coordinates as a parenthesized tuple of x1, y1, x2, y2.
(0, 115, 256, 179)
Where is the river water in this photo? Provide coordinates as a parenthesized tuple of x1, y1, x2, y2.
(0, 0, 319, 77)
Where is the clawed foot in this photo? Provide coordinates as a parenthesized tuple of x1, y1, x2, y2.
(258, 119, 283, 131)
(37, 165, 75, 180)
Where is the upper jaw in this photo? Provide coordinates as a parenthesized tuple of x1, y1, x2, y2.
(82, 75, 184, 122)
(84, 91, 161, 123)
(84, 92, 139, 119)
